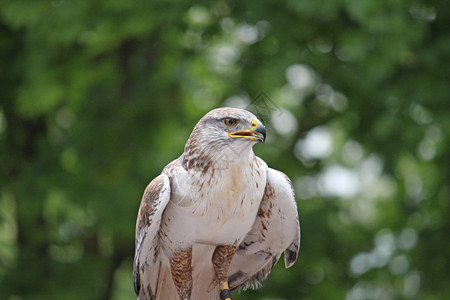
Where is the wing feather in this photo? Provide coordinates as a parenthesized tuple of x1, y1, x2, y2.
(228, 168, 300, 292)
(133, 173, 171, 298)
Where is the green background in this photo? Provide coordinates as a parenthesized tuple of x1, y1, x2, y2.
(0, 0, 449, 299)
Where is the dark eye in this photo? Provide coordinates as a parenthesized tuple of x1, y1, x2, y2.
(223, 118, 238, 127)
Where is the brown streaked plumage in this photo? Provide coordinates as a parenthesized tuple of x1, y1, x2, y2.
(170, 248, 193, 300)
(136, 176, 166, 236)
(211, 244, 238, 286)
(134, 107, 300, 300)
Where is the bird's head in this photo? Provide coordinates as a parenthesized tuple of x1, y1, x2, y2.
(194, 107, 266, 143)
(183, 107, 266, 165)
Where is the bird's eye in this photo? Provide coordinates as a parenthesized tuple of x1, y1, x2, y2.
(223, 118, 238, 127)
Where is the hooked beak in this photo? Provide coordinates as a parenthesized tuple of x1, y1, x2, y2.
(227, 118, 266, 143)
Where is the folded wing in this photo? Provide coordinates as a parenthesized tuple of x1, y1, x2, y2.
(228, 168, 300, 291)
(133, 174, 172, 299)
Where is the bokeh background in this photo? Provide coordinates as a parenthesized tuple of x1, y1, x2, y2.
(1, 0, 449, 299)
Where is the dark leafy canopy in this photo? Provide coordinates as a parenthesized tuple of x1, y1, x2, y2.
(0, 0, 449, 299)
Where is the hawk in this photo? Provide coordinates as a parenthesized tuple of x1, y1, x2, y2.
(134, 107, 300, 300)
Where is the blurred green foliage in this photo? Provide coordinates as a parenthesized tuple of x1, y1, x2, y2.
(0, 0, 449, 299)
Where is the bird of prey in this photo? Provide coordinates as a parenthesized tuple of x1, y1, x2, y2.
(134, 107, 300, 300)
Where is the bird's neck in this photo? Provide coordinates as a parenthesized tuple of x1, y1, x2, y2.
(182, 141, 255, 175)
